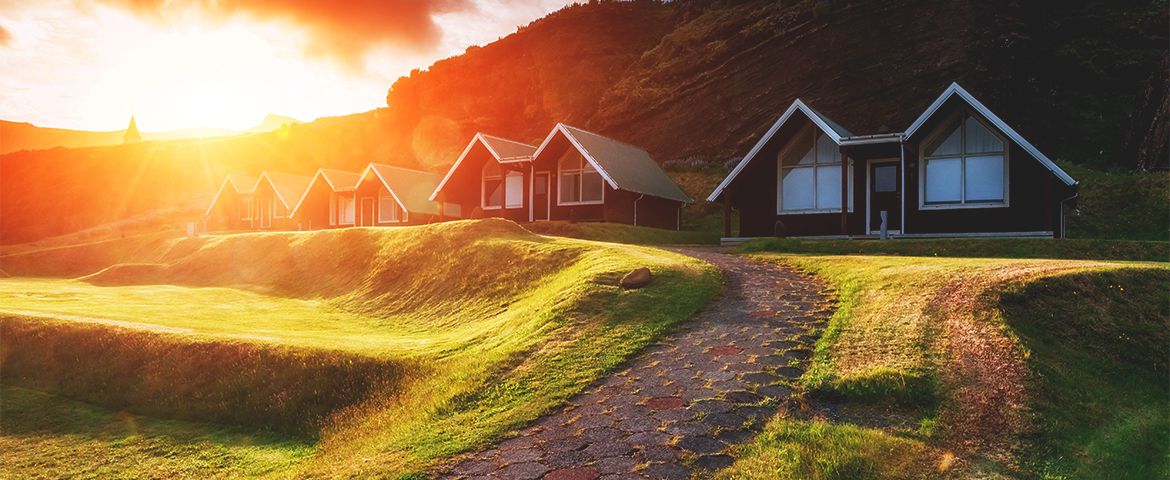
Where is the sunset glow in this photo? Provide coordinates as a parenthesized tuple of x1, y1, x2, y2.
(0, 0, 572, 132)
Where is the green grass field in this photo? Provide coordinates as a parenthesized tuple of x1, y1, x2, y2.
(0, 219, 720, 478)
(718, 253, 1168, 479)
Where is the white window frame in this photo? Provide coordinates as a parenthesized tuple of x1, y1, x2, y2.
(240, 194, 253, 221)
(337, 194, 355, 225)
(556, 150, 605, 206)
(918, 111, 1010, 210)
(481, 162, 524, 210)
(775, 126, 854, 215)
(378, 188, 402, 223)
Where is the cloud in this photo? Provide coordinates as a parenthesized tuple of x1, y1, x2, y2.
(99, 0, 475, 66)
(0, 24, 11, 46)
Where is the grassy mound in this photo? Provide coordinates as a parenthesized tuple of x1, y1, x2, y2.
(0, 219, 719, 477)
(524, 221, 719, 245)
(1000, 268, 1170, 478)
(0, 230, 175, 277)
(739, 237, 1169, 262)
(726, 253, 1167, 477)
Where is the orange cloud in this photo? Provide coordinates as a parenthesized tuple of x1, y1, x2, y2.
(100, 0, 473, 65)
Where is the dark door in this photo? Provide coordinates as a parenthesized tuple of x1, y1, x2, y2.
(360, 197, 375, 226)
(533, 172, 550, 221)
(869, 162, 901, 232)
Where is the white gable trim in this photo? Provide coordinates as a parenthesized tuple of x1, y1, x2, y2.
(204, 177, 241, 217)
(429, 133, 526, 201)
(903, 82, 1076, 186)
(355, 163, 409, 214)
(532, 123, 620, 190)
(706, 99, 846, 202)
(251, 172, 297, 210)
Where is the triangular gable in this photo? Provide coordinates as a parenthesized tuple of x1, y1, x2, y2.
(533, 123, 692, 204)
(429, 133, 536, 201)
(204, 174, 255, 217)
(356, 163, 442, 216)
(903, 83, 1076, 186)
(252, 171, 313, 210)
(289, 168, 360, 217)
(707, 99, 850, 202)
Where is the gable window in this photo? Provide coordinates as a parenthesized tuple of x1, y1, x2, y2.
(776, 125, 852, 213)
(378, 189, 401, 223)
(558, 150, 604, 205)
(482, 162, 524, 209)
(921, 112, 1007, 207)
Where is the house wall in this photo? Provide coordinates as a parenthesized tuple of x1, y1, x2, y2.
(252, 181, 298, 230)
(353, 181, 432, 226)
(437, 142, 531, 223)
(206, 189, 253, 231)
(296, 180, 341, 230)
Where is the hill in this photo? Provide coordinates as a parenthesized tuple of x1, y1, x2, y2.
(0, 114, 302, 155)
(1, 0, 1166, 244)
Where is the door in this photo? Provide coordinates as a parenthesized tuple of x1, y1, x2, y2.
(258, 199, 272, 228)
(360, 198, 375, 226)
(868, 161, 901, 232)
(533, 172, 550, 221)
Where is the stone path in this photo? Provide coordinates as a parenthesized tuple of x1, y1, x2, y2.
(442, 248, 835, 479)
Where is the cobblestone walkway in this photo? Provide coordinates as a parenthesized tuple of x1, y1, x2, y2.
(442, 248, 835, 479)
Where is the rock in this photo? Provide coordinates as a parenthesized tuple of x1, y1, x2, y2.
(620, 267, 653, 289)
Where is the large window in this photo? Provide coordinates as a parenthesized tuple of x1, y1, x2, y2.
(776, 125, 852, 213)
(378, 189, 401, 223)
(334, 193, 355, 225)
(482, 162, 523, 209)
(922, 112, 1007, 207)
(558, 151, 604, 205)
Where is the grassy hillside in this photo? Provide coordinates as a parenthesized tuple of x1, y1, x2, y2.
(715, 252, 1168, 478)
(0, 220, 720, 477)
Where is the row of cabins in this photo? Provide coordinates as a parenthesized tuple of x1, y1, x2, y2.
(208, 83, 1077, 239)
(206, 123, 692, 232)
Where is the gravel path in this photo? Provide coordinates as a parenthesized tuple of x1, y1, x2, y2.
(442, 248, 835, 479)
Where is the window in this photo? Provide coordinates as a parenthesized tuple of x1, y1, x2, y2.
(378, 189, 400, 223)
(558, 150, 604, 204)
(776, 125, 852, 213)
(922, 113, 1007, 206)
(874, 165, 898, 192)
(482, 162, 523, 209)
(336, 194, 355, 224)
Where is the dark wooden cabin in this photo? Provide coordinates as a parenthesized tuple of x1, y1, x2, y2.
(205, 174, 256, 231)
(250, 171, 312, 230)
(432, 125, 692, 229)
(352, 163, 445, 226)
(708, 83, 1078, 240)
(289, 168, 361, 230)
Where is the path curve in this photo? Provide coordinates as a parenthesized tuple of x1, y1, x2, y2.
(442, 248, 835, 479)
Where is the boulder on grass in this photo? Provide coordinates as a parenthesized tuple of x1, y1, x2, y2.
(620, 267, 653, 289)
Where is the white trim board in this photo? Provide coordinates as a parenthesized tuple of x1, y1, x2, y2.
(902, 82, 1076, 186)
(430, 133, 535, 201)
(354, 163, 410, 216)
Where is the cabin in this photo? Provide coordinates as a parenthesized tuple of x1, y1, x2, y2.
(250, 171, 313, 230)
(351, 163, 447, 226)
(431, 125, 692, 229)
(708, 83, 1078, 240)
(205, 173, 256, 231)
(289, 168, 361, 230)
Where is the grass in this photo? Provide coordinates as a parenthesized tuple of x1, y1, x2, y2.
(0, 219, 721, 477)
(739, 237, 1169, 262)
(722, 251, 1167, 478)
(1000, 268, 1170, 479)
(1061, 164, 1170, 241)
(524, 221, 719, 245)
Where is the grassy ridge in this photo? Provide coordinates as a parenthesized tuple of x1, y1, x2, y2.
(0, 219, 720, 477)
(524, 221, 719, 245)
(1000, 268, 1170, 478)
(740, 237, 1168, 262)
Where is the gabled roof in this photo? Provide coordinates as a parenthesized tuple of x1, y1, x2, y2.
(289, 168, 361, 217)
(707, 99, 850, 202)
(535, 123, 693, 204)
(254, 171, 313, 210)
(204, 173, 256, 216)
(357, 163, 442, 216)
(903, 82, 1076, 186)
(430, 133, 537, 200)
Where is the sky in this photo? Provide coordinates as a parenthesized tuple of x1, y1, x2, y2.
(0, 0, 574, 132)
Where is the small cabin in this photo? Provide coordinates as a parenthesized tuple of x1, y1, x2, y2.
(431, 125, 692, 229)
(290, 168, 361, 230)
(250, 171, 313, 230)
(708, 83, 1078, 240)
(205, 174, 256, 231)
(352, 163, 447, 226)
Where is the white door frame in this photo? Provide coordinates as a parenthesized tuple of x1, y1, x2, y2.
(866, 158, 901, 235)
(360, 197, 375, 226)
(533, 171, 551, 221)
